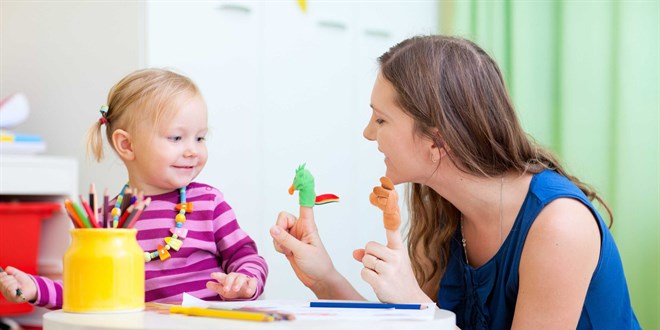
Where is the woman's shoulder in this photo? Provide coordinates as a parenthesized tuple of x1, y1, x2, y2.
(527, 167, 601, 243)
(533, 197, 597, 232)
(528, 170, 585, 203)
(523, 196, 600, 268)
(518, 198, 600, 281)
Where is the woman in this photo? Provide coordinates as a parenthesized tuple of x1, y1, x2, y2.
(270, 35, 639, 329)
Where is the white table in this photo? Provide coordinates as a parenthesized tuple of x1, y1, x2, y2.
(43, 307, 455, 330)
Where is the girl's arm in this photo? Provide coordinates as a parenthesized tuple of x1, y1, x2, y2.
(512, 198, 600, 328)
(29, 274, 63, 309)
(216, 234, 268, 300)
(0, 266, 61, 309)
(212, 199, 268, 300)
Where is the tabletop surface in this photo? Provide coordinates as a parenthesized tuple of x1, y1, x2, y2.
(43, 306, 456, 330)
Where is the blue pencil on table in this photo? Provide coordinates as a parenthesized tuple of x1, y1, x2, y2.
(309, 301, 428, 310)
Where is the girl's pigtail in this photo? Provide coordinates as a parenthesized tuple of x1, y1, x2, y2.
(85, 106, 108, 162)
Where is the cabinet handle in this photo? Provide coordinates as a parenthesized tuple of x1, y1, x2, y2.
(317, 20, 347, 30)
(364, 29, 391, 39)
(217, 3, 251, 14)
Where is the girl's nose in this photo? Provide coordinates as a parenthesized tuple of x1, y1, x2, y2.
(184, 142, 198, 157)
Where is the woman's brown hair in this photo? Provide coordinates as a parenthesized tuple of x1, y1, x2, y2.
(377, 35, 612, 301)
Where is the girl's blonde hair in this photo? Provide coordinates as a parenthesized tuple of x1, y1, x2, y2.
(378, 35, 613, 301)
(86, 68, 200, 162)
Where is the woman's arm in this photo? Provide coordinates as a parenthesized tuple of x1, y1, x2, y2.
(512, 198, 600, 328)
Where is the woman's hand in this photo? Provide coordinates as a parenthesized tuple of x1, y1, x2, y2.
(270, 207, 363, 300)
(357, 176, 431, 303)
(206, 272, 257, 300)
(0, 266, 36, 303)
(270, 207, 335, 289)
(353, 228, 432, 303)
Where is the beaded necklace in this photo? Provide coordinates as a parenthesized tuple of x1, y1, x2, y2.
(113, 183, 191, 263)
(111, 183, 130, 228)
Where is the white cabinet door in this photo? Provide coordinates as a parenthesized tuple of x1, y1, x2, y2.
(146, 1, 263, 241)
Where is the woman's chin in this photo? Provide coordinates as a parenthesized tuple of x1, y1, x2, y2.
(383, 170, 399, 185)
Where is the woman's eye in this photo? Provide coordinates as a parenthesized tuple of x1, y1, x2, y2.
(375, 118, 385, 125)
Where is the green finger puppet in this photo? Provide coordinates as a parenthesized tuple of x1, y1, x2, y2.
(288, 164, 339, 207)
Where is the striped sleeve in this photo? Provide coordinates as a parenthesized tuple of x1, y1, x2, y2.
(28, 275, 63, 309)
(213, 195, 268, 300)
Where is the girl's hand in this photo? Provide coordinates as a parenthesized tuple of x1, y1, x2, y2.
(353, 228, 432, 304)
(206, 272, 257, 300)
(0, 266, 36, 303)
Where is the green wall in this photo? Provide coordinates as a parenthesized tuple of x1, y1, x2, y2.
(441, 1, 659, 328)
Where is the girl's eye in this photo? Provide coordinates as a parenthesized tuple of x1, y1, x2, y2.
(197, 137, 206, 142)
(375, 118, 385, 125)
(168, 136, 182, 142)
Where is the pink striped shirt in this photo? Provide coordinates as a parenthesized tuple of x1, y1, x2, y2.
(31, 182, 268, 308)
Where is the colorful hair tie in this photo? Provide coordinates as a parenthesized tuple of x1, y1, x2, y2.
(99, 105, 109, 125)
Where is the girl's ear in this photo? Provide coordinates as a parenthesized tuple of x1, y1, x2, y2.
(112, 129, 135, 161)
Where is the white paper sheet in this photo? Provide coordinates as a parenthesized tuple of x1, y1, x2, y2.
(181, 293, 436, 321)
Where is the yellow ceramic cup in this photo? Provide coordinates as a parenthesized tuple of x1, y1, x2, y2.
(63, 228, 144, 313)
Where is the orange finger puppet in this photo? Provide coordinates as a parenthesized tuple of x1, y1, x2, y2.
(369, 176, 401, 230)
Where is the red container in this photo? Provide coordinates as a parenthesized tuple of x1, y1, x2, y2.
(0, 202, 60, 315)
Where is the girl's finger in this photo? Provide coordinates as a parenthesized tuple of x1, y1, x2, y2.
(232, 275, 247, 292)
(243, 278, 257, 297)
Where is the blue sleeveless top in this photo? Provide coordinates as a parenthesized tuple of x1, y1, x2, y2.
(438, 170, 640, 329)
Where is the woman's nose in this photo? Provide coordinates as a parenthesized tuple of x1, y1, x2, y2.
(363, 119, 376, 141)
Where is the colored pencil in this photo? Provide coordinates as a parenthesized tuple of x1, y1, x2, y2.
(116, 203, 135, 229)
(89, 183, 98, 227)
(124, 198, 151, 228)
(79, 195, 99, 228)
(309, 301, 428, 310)
(63, 200, 84, 228)
(70, 199, 92, 228)
(235, 307, 296, 320)
(170, 306, 275, 322)
(119, 187, 132, 214)
(103, 188, 109, 228)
